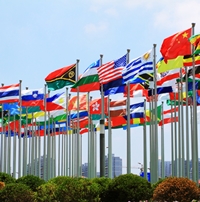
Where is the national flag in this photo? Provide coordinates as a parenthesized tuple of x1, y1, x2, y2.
(122, 50, 153, 83)
(129, 102, 144, 118)
(40, 92, 65, 111)
(45, 64, 76, 91)
(104, 85, 125, 96)
(89, 97, 108, 115)
(123, 83, 148, 98)
(182, 65, 200, 81)
(68, 94, 87, 111)
(189, 33, 200, 55)
(97, 53, 127, 84)
(160, 28, 192, 62)
(108, 99, 126, 117)
(156, 56, 183, 73)
(157, 68, 184, 87)
(148, 86, 173, 97)
(105, 116, 126, 127)
(0, 83, 19, 104)
(183, 55, 200, 67)
(2, 102, 19, 115)
(159, 113, 178, 126)
(129, 73, 154, 84)
(21, 88, 44, 107)
(71, 59, 100, 92)
(145, 105, 162, 123)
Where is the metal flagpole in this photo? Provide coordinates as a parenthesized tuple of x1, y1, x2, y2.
(174, 91, 178, 176)
(58, 123, 61, 176)
(65, 87, 69, 176)
(47, 89, 51, 180)
(13, 114, 17, 178)
(161, 101, 165, 178)
(68, 94, 72, 176)
(143, 99, 147, 180)
(1, 102, 4, 172)
(4, 108, 7, 173)
(170, 103, 174, 176)
(185, 66, 190, 178)
(108, 96, 112, 178)
(149, 93, 153, 183)
(87, 93, 91, 178)
(99, 54, 105, 177)
(190, 104, 193, 180)
(126, 49, 131, 174)
(34, 118, 38, 176)
(23, 106, 28, 176)
(38, 122, 41, 178)
(7, 110, 11, 175)
(18, 80, 22, 178)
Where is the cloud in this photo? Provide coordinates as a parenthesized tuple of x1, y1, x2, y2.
(104, 8, 118, 17)
(84, 22, 108, 35)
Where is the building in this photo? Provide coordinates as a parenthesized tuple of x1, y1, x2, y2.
(82, 154, 122, 178)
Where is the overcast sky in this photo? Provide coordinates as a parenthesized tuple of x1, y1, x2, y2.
(1, 0, 200, 174)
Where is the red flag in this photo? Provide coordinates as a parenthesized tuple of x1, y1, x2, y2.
(89, 97, 108, 114)
(160, 28, 192, 62)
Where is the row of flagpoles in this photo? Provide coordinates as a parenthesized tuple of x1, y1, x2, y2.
(0, 23, 200, 184)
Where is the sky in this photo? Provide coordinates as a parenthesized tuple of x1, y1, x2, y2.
(1, 0, 200, 175)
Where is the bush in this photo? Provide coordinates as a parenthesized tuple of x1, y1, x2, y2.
(104, 173, 153, 202)
(55, 177, 100, 202)
(35, 182, 57, 202)
(92, 177, 112, 201)
(0, 182, 5, 190)
(48, 176, 71, 185)
(153, 177, 200, 202)
(0, 183, 35, 202)
(16, 175, 46, 192)
(0, 172, 16, 184)
(152, 177, 166, 191)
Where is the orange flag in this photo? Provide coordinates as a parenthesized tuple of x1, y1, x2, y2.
(68, 94, 87, 111)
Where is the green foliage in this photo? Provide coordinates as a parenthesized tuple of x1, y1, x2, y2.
(0, 172, 16, 184)
(0, 183, 35, 202)
(104, 173, 153, 202)
(55, 177, 100, 202)
(16, 175, 45, 192)
(35, 182, 57, 202)
(92, 177, 112, 201)
(151, 177, 166, 191)
(48, 175, 71, 185)
(153, 177, 200, 202)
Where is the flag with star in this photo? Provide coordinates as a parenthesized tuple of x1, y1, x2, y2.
(160, 28, 192, 62)
(89, 97, 108, 114)
(45, 64, 76, 91)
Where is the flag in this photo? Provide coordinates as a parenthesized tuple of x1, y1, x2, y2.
(89, 97, 108, 114)
(71, 59, 100, 92)
(129, 73, 154, 84)
(148, 86, 173, 97)
(109, 99, 126, 117)
(160, 28, 192, 62)
(156, 56, 183, 73)
(40, 92, 65, 111)
(189, 33, 200, 55)
(129, 102, 144, 118)
(3, 102, 19, 115)
(21, 88, 44, 107)
(183, 55, 200, 67)
(122, 49, 153, 83)
(159, 113, 178, 126)
(123, 83, 148, 98)
(104, 85, 125, 96)
(182, 65, 200, 81)
(68, 94, 87, 111)
(97, 54, 127, 84)
(45, 64, 76, 91)
(0, 83, 19, 104)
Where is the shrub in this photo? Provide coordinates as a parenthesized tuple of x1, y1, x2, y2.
(104, 173, 153, 202)
(55, 177, 100, 202)
(16, 175, 45, 192)
(0, 182, 5, 190)
(152, 177, 166, 191)
(48, 175, 71, 185)
(153, 177, 200, 202)
(92, 177, 112, 201)
(35, 182, 57, 202)
(0, 172, 16, 184)
(0, 183, 35, 202)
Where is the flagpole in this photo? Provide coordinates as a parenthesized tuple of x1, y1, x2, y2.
(13, 113, 17, 178)
(43, 84, 47, 180)
(126, 49, 131, 174)
(87, 93, 91, 178)
(149, 93, 153, 183)
(153, 44, 158, 182)
(99, 54, 105, 177)
(65, 87, 69, 176)
(190, 103, 193, 180)
(108, 96, 112, 178)
(0, 102, 4, 173)
(174, 91, 178, 176)
(170, 103, 174, 176)
(185, 66, 190, 178)
(143, 99, 147, 180)
(8, 110, 11, 175)
(161, 101, 165, 178)
(38, 122, 41, 178)
(23, 105, 28, 176)
(34, 118, 38, 176)
(18, 80, 22, 178)
(68, 93, 72, 176)
(58, 123, 61, 176)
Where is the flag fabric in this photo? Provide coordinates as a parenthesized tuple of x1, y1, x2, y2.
(45, 64, 76, 91)
(129, 102, 144, 119)
(183, 55, 200, 67)
(21, 88, 44, 107)
(129, 73, 154, 84)
(89, 97, 108, 115)
(104, 85, 125, 96)
(159, 113, 178, 126)
(160, 28, 192, 62)
(123, 83, 148, 98)
(68, 94, 87, 111)
(148, 86, 173, 97)
(71, 59, 100, 92)
(0, 83, 19, 104)
(109, 99, 126, 117)
(97, 54, 127, 84)
(156, 56, 183, 73)
(189, 33, 200, 55)
(3, 102, 19, 115)
(122, 50, 153, 83)
(40, 92, 65, 111)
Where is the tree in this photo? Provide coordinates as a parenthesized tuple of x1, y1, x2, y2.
(104, 173, 153, 202)
(16, 175, 45, 192)
(153, 177, 200, 202)
(0, 172, 16, 184)
(0, 183, 35, 202)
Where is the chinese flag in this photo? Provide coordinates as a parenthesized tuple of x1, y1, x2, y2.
(160, 28, 192, 62)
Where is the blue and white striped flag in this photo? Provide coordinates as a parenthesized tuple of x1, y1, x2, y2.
(122, 49, 153, 83)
